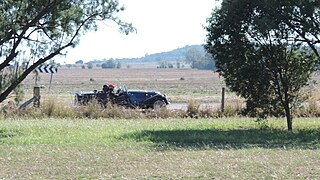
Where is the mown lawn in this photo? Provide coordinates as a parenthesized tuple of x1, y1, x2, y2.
(1, 117, 320, 179)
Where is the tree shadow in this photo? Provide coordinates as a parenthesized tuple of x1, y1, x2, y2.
(122, 128, 320, 150)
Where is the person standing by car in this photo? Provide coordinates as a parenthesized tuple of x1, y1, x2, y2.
(108, 84, 116, 93)
(102, 84, 109, 93)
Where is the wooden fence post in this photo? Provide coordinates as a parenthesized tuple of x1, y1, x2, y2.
(33, 86, 40, 108)
(221, 87, 225, 112)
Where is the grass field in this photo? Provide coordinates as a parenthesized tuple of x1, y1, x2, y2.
(1, 117, 320, 179)
(3, 66, 320, 179)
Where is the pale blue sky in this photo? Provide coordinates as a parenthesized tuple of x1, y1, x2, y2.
(57, 0, 220, 64)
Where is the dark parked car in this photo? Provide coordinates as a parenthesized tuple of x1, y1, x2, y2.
(74, 85, 169, 109)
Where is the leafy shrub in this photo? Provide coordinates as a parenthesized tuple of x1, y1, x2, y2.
(101, 59, 116, 69)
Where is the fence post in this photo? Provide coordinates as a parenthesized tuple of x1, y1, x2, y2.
(221, 87, 225, 112)
(33, 86, 40, 108)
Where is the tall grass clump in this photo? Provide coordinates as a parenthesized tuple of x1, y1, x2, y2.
(145, 107, 183, 119)
(186, 99, 243, 118)
(0, 100, 20, 118)
(295, 98, 320, 117)
(20, 98, 75, 119)
(41, 97, 57, 117)
(187, 100, 200, 118)
(222, 105, 240, 117)
(0, 96, 252, 119)
(76, 99, 104, 118)
(101, 103, 144, 119)
(293, 91, 320, 117)
(307, 99, 320, 116)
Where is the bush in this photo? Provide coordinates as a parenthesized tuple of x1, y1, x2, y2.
(101, 60, 116, 69)
(87, 62, 93, 69)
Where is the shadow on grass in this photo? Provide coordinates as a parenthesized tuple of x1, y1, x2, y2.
(0, 129, 21, 142)
(122, 128, 320, 150)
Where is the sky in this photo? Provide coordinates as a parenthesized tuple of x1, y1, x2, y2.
(57, 0, 220, 64)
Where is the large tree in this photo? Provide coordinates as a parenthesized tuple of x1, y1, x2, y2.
(0, 0, 135, 103)
(185, 47, 215, 70)
(205, 0, 319, 130)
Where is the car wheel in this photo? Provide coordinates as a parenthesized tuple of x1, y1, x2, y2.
(153, 100, 166, 109)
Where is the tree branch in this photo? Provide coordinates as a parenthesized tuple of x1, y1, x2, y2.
(0, 41, 73, 103)
(0, 0, 62, 71)
(0, 5, 99, 103)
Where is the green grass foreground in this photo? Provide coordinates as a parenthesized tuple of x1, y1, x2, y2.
(1, 118, 320, 179)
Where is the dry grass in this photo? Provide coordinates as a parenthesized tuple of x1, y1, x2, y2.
(1, 145, 319, 179)
(7, 97, 185, 119)
(4, 89, 320, 120)
(1, 97, 243, 119)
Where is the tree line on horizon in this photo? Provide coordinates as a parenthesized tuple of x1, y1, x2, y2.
(74, 45, 216, 70)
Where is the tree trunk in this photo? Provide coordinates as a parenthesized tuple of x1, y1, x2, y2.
(279, 72, 292, 131)
(284, 105, 292, 131)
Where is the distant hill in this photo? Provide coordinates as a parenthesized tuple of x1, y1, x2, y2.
(90, 45, 205, 64)
(131, 45, 205, 63)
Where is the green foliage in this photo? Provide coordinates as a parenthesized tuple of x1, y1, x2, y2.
(0, 0, 135, 103)
(205, 0, 320, 130)
(176, 61, 181, 69)
(13, 83, 24, 104)
(87, 62, 93, 69)
(157, 61, 174, 69)
(116, 61, 121, 69)
(101, 59, 116, 69)
(185, 47, 215, 70)
(0, 64, 25, 104)
(75, 60, 84, 65)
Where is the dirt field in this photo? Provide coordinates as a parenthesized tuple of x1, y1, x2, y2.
(22, 66, 227, 104)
